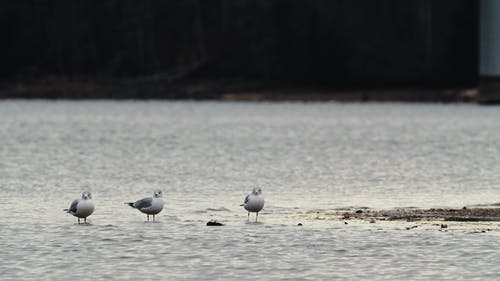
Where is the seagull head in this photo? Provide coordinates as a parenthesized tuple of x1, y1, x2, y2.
(252, 188, 263, 195)
(154, 190, 163, 198)
(82, 191, 92, 200)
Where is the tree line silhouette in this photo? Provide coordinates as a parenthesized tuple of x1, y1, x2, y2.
(0, 0, 478, 98)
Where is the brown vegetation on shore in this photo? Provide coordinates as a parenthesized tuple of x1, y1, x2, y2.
(0, 78, 479, 102)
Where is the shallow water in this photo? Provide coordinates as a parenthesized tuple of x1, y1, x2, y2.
(1, 101, 499, 280)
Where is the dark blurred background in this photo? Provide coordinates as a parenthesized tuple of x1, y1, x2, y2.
(0, 0, 480, 99)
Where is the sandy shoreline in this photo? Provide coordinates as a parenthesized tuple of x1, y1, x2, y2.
(339, 207, 500, 222)
(294, 207, 500, 233)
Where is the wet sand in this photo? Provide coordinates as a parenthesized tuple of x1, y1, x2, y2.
(340, 207, 500, 222)
(297, 207, 500, 233)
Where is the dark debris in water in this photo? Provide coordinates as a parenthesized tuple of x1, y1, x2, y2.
(206, 220, 224, 226)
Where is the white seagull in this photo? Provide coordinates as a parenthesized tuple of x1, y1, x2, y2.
(241, 188, 265, 221)
(64, 191, 95, 224)
(125, 190, 164, 221)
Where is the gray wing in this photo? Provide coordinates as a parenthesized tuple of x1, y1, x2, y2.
(244, 195, 249, 204)
(68, 200, 79, 213)
(134, 198, 153, 210)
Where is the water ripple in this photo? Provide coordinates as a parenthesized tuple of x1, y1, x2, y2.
(1, 101, 500, 280)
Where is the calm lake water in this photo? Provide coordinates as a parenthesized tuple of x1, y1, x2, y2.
(0, 101, 499, 280)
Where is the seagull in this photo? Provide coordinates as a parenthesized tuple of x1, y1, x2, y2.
(240, 188, 265, 222)
(64, 191, 95, 224)
(125, 190, 164, 221)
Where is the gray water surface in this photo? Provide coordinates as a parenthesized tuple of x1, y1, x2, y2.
(0, 101, 499, 280)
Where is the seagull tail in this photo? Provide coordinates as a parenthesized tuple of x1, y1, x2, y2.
(239, 204, 245, 206)
(63, 208, 69, 212)
(125, 202, 135, 208)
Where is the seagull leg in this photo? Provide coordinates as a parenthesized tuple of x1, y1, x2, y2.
(153, 214, 155, 221)
(247, 212, 250, 220)
(147, 214, 149, 221)
(77, 218, 80, 224)
(84, 217, 87, 224)
(256, 212, 258, 222)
